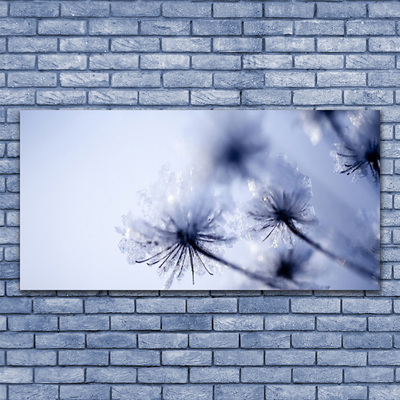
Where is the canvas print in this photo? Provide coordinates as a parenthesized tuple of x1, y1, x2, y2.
(21, 110, 380, 290)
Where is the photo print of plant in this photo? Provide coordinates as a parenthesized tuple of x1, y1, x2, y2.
(21, 110, 380, 290)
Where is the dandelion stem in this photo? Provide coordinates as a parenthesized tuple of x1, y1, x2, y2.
(193, 244, 282, 289)
(287, 224, 379, 281)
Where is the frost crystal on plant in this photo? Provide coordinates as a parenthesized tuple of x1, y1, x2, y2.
(248, 159, 316, 246)
(117, 172, 235, 289)
(332, 111, 380, 182)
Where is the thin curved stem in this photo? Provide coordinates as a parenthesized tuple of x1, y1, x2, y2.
(287, 224, 379, 281)
(193, 244, 282, 289)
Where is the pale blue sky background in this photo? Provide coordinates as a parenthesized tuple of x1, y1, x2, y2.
(20, 110, 379, 290)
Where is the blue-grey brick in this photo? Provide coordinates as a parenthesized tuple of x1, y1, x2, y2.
(187, 298, 237, 313)
(60, 385, 110, 400)
(371, 386, 400, 400)
(264, 37, 314, 52)
(342, 299, 392, 314)
(37, 90, 86, 105)
(9, 385, 58, 399)
(344, 89, 393, 105)
(110, 350, 159, 366)
(0, 316, 5, 330)
(111, 315, 160, 330)
(9, 37, 57, 53)
(89, 19, 138, 35)
(239, 297, 289, 313)
(345, 367, 393, 383)
(60, 72, 109, 88)
(0, 73, 4, 87)
(141, 55, 189, 69)
(318, 350, 366, 366)
(0, 196, 19, 212)
(0, 263, 19, 279)
(369, 2, 400, 18)
(213, 3, 262, 18)
(346, 55, 395, 70)
(0, 55, 35, 70)
(162, 315, 211, 331)
(11, 2, 59, 17)
(90, 54, 138, 70)
(163, 71, 211, 88)
(112, 385, 161, 400)
(0, 297, 30, 313)
(294, 89, 342, 105)
(265, 385, 315, 400)
(370, 38, 400, 53)
(369, 71, 400, 87)
(265, 315, 314, 331)
(266, 72, 312, 88)
(242, 89, 291, 105)
(369, 350, 400, 365)
(141, 20, 189, 36)
(292, 333, 341, 349)
(0, 19, 36, 36)
(89, 90, 138, 105)
(112, 38, 160, 53)
(214, 38, 262, 53)
(60, 315, 109, 331)
(264, 2, 314, 18)
(8, 315, 57, 331)
(214, 384, 264, 400)
(112, 2, 160, 17)
(59, 350, 109, 366)
(38, 54, 87, 70)
(8, 72, 57, 88)
(347, 20, 395, 36)
(241, 332, 290, 349)
(35, 367, 84, 383)
(318, 38, 366, 53)
(162, 350, 211, 366)
(244, 21, 292, 36)
(162, 38, 211, 53)
(343, 333, 392, 349)
(242, 367, 291, 383)
(191, 90, 239, 106)
(318, 71, 366, 87)
(295, 55, 344, 69)
(140, 90, 189, 106)
(214, 350, 263, 366)
(62, 2, 110, 17)
(367, 281, 400, 296)
(317, 3, 366, 18)
(0, 368, 32, 383)
(318, 385, 367, 400)
(0, 333, 33, 348)
(214, 315, 263, 331)
(265, 350, 315, 365)
(369, 316, 400, 331)
(163, 385, 212, 400)
(192, 55, 241, 70)
(60, 38, 108, 53)
(39, 19, 86, 35)
(139, 333, 187, 349)
(86, 367, 136, 383)
(138, 367, 187, 383)
(193, 20, 241, 36)
(0, 3, 7, 17)
(0, 160, 19, 175)
(295, 20, 344, 35)
(0, 124, 19, 139)
(85, 298, 135, 313)
(163, 2, 210, 18)
(190, 332, 238, 348)
(7, 349, 56, 366)
(87, 332, 137, 348)
(317, 316, 366, 331)
(190, 367, 239, 383)
(293, 367, 342, 383)
(112, 71, 160, 87)
(33, 298, 82, 314)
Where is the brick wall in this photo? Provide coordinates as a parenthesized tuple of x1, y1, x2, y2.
(0, 1, 399, 399)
